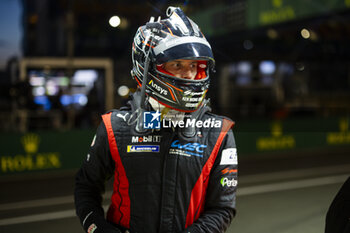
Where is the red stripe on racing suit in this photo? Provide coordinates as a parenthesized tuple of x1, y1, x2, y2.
(185, 118, 235, 228)
(102, 112, 131, 228)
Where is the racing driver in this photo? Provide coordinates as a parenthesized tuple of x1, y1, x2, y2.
(74, 6, 238, 233)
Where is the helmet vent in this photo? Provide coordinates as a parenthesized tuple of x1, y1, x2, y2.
(166, 6, 176, 17)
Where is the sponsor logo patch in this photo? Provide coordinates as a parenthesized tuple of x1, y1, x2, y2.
(131, 135, 161, 143)
(148, 80, 168, 95)
(127, 145, 160, 153)
(221, 168, 237, 174)
(169, 148, 203, 157)
(220, 148, 237, 165)
(88, 223, 97, 233)
(169, 140, 207, 157)
(220, 177, 238, 187)
(116, 112, 129, 122)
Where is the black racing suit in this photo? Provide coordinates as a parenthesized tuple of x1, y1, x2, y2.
(75, 96, 238, 233)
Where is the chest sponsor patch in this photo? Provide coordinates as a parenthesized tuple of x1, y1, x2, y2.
(169, 140, 207, 158)
(220, 148, 237, 165)
(127, 145, 160, 153)
(131, 135, 161, 143)
(169, 148, 203, 158)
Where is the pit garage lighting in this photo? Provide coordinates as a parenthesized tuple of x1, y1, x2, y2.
(237, 61, 252, 75)
(259, 61, 276, 75)
(109, 15, 121, 28)
(267, 29, 278, 39)
(301, 28, 310, 39)
(118, 85, 130, 97)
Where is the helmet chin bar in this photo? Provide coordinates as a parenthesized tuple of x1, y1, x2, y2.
(135, 17, 163, 133)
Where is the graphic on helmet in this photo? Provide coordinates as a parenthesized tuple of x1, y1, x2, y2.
(131, 6, 215, 112)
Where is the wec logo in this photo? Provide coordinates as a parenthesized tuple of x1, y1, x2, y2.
(170, 140, 207, 153)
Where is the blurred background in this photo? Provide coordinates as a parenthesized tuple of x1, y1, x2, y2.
(0, 0, 349, 232)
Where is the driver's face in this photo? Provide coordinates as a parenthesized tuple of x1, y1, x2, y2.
(163, 59, 198, 80)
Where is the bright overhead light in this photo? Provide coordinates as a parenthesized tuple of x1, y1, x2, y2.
(267, 29, 278, 39)
(118, 85, 129, 97)
(260, 61, 276, 75)
(109, 16, 121, 28)
(301, 28, 310, 39)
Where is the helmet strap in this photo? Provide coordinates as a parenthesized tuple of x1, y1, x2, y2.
(134, 55, 151, 133)
(135, 19, 163, 133)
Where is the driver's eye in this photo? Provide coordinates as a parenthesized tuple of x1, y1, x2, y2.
(190, 63, 197, 69)
(173, 63, 181, 68)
